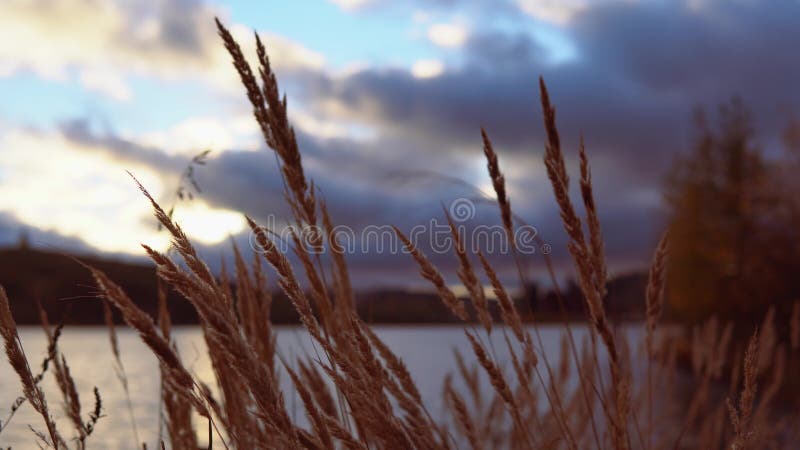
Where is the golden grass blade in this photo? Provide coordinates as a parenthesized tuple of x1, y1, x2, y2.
(0, 286, 64, 448)
(393, 226, 468, 321)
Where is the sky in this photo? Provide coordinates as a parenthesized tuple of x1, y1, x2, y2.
(1, 0, 799, 288)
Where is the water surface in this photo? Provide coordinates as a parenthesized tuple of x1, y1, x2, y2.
(0, 325, 631, 449)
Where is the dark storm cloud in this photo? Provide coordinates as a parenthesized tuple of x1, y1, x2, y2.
(573, 1, 800, 100)
(311, 0, 800, 169)
(285, 0, 800, 281)
(304, 31, 689, 195)
(307, 59, 542, 152)
(35, 0, 800, 286)
(568, 0, 800, 151)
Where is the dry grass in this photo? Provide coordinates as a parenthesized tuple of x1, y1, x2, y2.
(0, 17, 797, 450)
(0, 287, 67, 448)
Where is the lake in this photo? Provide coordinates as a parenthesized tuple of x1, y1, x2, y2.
(0, 325, 635, 449)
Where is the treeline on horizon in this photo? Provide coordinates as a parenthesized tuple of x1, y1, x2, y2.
(0, 246, 654, 325)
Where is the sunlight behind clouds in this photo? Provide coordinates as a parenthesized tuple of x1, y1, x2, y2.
(171, 201, 246, 246)
(0, 128, 245, 254)
(0, 129, 170, 253)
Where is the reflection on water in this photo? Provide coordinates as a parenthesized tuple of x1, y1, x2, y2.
(0, 325, 629, 449)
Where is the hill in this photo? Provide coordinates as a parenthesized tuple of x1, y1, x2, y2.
(0, 246, 653, 325)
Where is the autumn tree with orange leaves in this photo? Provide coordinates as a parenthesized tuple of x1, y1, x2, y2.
(665, 99, 800, 325)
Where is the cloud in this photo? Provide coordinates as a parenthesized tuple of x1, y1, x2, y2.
(0, 127, 168, 253)
(411, 59, 445, 79)
(5, 0, 800, 287)
(257, 0, 800, 281)
(301, 0, 800, 178)
(78, 67, 133, 101)
(0, 124, 248, 254)
(59, 119, 182, 171)
(517, 0, 588, 24)
(137, 115, 260, 155)
(572, 1, 800, 103)
(427, 22, 468, 48)
(0, 211, 99, 255)
(0, 0, 325, 99)
(412, 10, 432, 23)
(327, 0, 376, 11)
(5, 97, 665, 287)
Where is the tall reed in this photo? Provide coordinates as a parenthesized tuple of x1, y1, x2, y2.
(0, 17, 795, 450)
